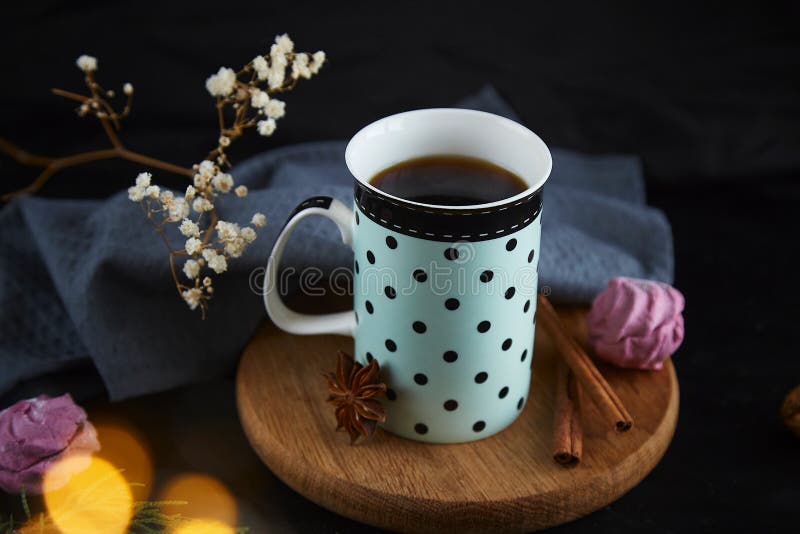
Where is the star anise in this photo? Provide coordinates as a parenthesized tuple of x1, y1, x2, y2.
(324, 351, 387, 444)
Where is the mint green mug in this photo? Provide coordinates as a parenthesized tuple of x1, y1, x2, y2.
(264, 109, 552, 443)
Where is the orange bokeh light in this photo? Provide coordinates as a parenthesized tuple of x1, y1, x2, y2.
(158, 473, 238, 528)
(173, 518, 236, 534)
(42, 456, 133, 534)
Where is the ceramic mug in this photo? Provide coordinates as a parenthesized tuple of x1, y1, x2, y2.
(263, 109, 552, 443)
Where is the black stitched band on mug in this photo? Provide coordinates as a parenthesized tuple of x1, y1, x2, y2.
(354, 183, 543, 242)
(282, 196, 334, 230)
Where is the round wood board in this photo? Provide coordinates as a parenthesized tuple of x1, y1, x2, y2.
(236, 307, 678, 533)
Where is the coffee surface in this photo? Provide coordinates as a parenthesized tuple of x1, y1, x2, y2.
(369, 155, 528, 206)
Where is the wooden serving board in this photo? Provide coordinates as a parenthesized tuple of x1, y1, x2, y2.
(236, 306, 678, 533)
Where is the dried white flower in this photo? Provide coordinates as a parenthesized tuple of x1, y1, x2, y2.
(215, 221, 249, 258)
(198, 160, 216, 178)
(127, 172, 152, 201)
(182, 288, 203, 310)
(192, 197, 214, 213)
(273, 33, 294, 55)
(265, 99, 285, 119)
(234, 185, 248, 197)
(268, 43, 288, 89)
(310, 51, 326, 74)
(268, 68, 285, 90)
(268, 65, 285, 89)
(123, 82, 134, 96)
(160, 190, 174, 205)
(205, 67, 237, 97)
(203, 276, 213, 287)
(215, 221, 240, 242)
(211, 172, 234, 193)
(136, 172, 152, 188)
(201, 248, 218, 262)
(252, 55, 269, 81)
(291, 54, 311, 80)
(168, 197, 190, 222)
(241, 226, 257, 243)
(76, 55, 97, 72)
(251, 212, 266, 227)
(202, 248, 228, 272)
(185, 185, 197, 201)
(183, 259, 200, 279)
(193, 160, 217, 188)
(250, 89, 270, 109)
(219, 135, 231, 147)
(127, 185, 145, 202)
(257, 118, 276, 137)
(185, 237, 203, 255)
(179, 218, 200, 238)
(208, 253, 228, 274)
(145, 185, 160, 199)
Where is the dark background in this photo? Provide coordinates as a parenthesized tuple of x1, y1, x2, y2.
(2, 1, 799, 532)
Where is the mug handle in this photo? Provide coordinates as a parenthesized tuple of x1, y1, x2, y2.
(263, 196, 356, 337)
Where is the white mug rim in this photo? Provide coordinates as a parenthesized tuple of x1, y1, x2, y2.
(344, 108, 552, 210)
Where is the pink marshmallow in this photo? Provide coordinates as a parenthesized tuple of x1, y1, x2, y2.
(586, 277, 685, 370)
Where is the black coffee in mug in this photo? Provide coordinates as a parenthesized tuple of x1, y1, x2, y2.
(369, 155, 528, 206)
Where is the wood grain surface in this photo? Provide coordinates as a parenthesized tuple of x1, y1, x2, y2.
(236, 307, 679, 533)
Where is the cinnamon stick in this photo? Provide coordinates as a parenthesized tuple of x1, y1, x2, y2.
(553, 360, 583, 466)
(537, 294, 633, 432)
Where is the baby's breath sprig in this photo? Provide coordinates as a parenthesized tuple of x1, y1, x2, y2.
(127, 33, 324, 317)
(0, 33, 325, 318)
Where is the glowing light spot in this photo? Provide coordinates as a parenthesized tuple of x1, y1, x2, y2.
(173, 519, 236, 534)
(158, 473, 237, 527)
(43, 456, 133, 534)
(93, 421, 153, 500)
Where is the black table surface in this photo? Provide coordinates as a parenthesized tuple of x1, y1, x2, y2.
(2, 2, 799, 532)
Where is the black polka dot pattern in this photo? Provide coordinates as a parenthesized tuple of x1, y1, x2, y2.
(366, 250, 375, 264)
(385, 339, 397, 352)
(505, 287, 516, 300)
(412, 321, 427, 333)
(444, 399, 458, 411)
(386, 236, 397, 249)
(445, 298, 460, 310)
(413, 269, 428, 282)
(414, 373, 428, 385)
(365, 300, 374, 314)
(443, 350, 458, 363)
(480, 270, 494, 283)
(517, 397, 524, 410)
(365, 352, 373, 363)
(523, 299, 530, 313)
(528, 249, 535, 263)
(502, 338, 512, 351)
(355, 311, 359, 324)
(355, 212, 360, 225)
(414, 423, 428, 434)
(521, 349, 528, 362)
(385, 286, 396, 299)
(475, 372, 488, 384)
(444, 247, 459, 260)
(506, 238, 517, 251)
(498, 386, 509, 398)
(386, 389, 397, 401)
(477, 321, 491, 333)
(473, 421, 486, 432)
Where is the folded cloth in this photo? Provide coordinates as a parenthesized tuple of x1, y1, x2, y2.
(0, 86, 673, 400)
